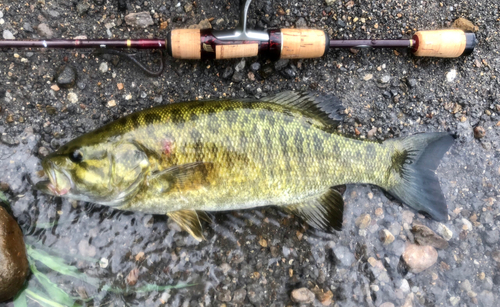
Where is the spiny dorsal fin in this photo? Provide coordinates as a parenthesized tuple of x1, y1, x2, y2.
(261, 91, 345, 128)
(286, 188, 344, 232)
(167, 210, 207, 241)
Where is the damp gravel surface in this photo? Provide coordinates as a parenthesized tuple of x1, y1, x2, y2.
(1, 0, 499, 306)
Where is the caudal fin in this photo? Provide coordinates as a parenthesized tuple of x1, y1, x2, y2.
(385, 133, 455, 221)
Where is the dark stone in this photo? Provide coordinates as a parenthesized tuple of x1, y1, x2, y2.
(412, 224, 449, 249)
(484, 230, 499, 246)
(274, 59, 289, 71)
(259, 63, 275, 79)
(0, 134, 19, 146)
(250, 62, 261, 71)
(231, 71, 243, 83)
(337, 19, 346, 27)
(296, 17, 307, 28)
(407, 78, 418, 88)
(222, 66, 233, 79)
(217, 289, 231, 302)
(232, 288, 246, 303)
(23, 22, 33, 32)
(76, 1, 90, 16)
(56, 65, 77, 89)
(280, 67, 296, 79)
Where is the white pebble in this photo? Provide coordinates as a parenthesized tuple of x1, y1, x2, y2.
(99, 62, 108, 73)
(67, 92, 78, 104)
(446, 69, 457, 82)
(99, 258, 109, 268)
(3, 29, 14, 39)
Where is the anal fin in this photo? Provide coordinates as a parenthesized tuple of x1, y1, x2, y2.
(167, 210, 207, 241)
(286, 188, 344, 232)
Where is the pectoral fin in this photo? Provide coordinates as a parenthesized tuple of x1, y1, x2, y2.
(167, 210, 208, 241)
(286, 188, 344, 232)
(148, 162, 215, 193)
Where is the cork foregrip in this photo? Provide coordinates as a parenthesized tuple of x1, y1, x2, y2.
(215, 44, 259, 59)
(413, 29, 466, 58)
(280, 29, 326, 59)
(171, 29, 201, 59)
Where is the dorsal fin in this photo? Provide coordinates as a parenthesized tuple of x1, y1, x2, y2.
(260, 91, 345, 127)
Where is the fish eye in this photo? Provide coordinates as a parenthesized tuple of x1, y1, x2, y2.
(69, 150, 83, 163)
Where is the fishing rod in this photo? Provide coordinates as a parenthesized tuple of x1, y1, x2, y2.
(0, 0, 476, 75)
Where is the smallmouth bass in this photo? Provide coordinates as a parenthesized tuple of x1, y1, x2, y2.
(36, 92, 454, 240)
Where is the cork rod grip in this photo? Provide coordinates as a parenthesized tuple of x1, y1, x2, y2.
(171, 29, 201, 59)
(412, 29, 468, 58)
(280, 29, 327, 59)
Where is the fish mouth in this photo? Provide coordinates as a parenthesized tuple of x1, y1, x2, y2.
(35, 162, 71, 197)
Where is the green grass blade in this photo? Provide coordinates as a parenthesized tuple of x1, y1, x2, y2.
(0, 191, 8, 204)
(13, 287, 28, 307)
(101, 282, 193, 294)
(24, 289, 69, 307)
(30, 262, 80, 306)
(26, 245, 99, 285)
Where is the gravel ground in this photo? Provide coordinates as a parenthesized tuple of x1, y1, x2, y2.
(1, 0, 499, 306)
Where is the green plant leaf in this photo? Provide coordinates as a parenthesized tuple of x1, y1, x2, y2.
(26, 245, 99, 285)
(30, 262, 80, 306)
(13, 286, 28, 307)
(0, 191, 8, 204)
(24, 288, 74, 307)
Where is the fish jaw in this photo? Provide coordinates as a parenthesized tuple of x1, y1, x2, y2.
(36, 160, 72, 197)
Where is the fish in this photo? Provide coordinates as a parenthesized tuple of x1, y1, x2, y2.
(36, 91, 454, 240)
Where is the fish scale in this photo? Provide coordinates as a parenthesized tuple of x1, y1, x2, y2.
(37, 91, 454, 240)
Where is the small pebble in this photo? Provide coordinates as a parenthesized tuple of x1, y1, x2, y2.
(235, 60, 245, 72)
(126, 268, 139, 286)
(250, 62, 261, 71)
(99, 258, 109, 268)
(56, 65, 77, 89)
(217, 289, 231, 302)
(36, 23, 54, 38)
(3, 30, 14, 39)
(379, 229, 395, 245)
(355, 214, 371, 229)
(473, 126, 485, 139)
(117, 83, 124, 90)
(291, 288, 315, 304)
(379, 75, 391, 83)
(232, 288, 246, 303)
(231, 72, 243, 83)
(38, 147, 50, 157)
(107, 100, 116, 107)
(412, 224, 449, 249)
(124, 12, 154, 28)
(402, 243, 438, 273)
(446, 69, 457, 82)
(67, 92, 78, 104)
(222, 66, 233, 79)
(363, 74, 373, 81)
(274, 59, 289, 71)
(437, 223, 453, 240)
(135, 251, 145, 262)
(492, 250, 500, 263)
(99, 62, 108, 73)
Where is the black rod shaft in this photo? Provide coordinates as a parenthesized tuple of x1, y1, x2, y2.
(329, 39, 414, 49)
(0, 39, 166, 49)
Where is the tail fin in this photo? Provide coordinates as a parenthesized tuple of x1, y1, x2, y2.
(385, 132, 455, 221)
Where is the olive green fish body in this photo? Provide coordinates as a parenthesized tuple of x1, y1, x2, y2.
(37, 92, 454, 240)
